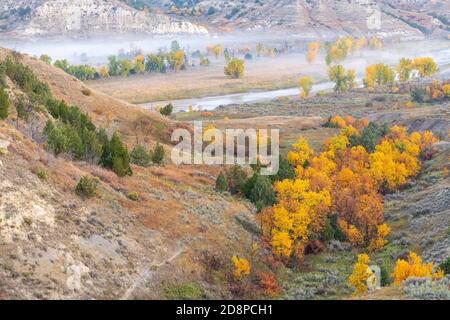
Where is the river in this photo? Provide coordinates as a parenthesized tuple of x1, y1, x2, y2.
(139, 46, 450, 112)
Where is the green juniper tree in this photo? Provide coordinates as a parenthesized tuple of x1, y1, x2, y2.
(100, 132, 133, 176)
(0, 87, 10, 120)
(215, 171, 228, 192)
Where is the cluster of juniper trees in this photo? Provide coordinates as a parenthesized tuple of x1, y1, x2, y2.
(0, 56, 165, 177)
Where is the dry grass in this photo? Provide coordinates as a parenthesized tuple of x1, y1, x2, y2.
(0, 48, 177, 148)
(88, 54, 328, 104)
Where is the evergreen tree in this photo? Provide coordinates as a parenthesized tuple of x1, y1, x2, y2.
(151, 142, 165, 165)
(215, 171, 228, 192)
(249, 174, 276, 212)
(226, 165, 247, 195)
(46, 126, 68, 156)
(270, 156, 295, 183)
(159, 103, 173, 116)
(15, 98, 28, 127)
(0, 87, 10, 120)
(100, 132, 133, 176)
(131, 144, 152, 167)
(80, 128, 102, 163)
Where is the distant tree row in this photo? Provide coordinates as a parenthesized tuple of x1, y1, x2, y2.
(325, 57, 438, 94)
(44, 40, 213, 81)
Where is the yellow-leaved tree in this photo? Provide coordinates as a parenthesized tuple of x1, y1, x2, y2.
(364, 63, 394, 88)
(348, 254, 373, 294)
(412, 57, 438, 78)
(306, 41, 320, 64)
(392, 252, 444, 285)
(298, 76, 313, 98)
(231, 256, 251, 279)
(287, 137, 314, 168)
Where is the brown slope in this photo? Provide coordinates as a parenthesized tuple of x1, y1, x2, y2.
(0, 47, 257, 299)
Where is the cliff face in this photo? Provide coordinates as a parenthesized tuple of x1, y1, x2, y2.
(142, 0, 449, 39)
(1, 0, 448, 38)
(1, 0, 208, 37)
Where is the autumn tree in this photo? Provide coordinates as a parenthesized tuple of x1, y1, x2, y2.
(364, 63, 394, 88)
(328, 65, 355, 93)
(98, 66, 109, 78)
(392, 252, 443, 285)
(134, 55, 145, 74)
(306, 41, 320, 64)
(368, 36, 383, 49)
(348, 254, 373, 294)
(396, 58, 413, 83)
(412, 57, 438, 78)
(262, 122, 433, 263)
(224, 58, 245, 79)
(119, 59, 133, 77)
(168, 50, 186, 72)
(287, 137, 314, 168)
(212, 44, 222, 59)
(231, 256, 250, 279)
(298, 76, 313, 98)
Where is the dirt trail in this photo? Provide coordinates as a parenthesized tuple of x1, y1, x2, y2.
(120, 248, 184, 300)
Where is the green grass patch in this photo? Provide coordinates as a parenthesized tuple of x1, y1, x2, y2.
(164, 282, 203, 300)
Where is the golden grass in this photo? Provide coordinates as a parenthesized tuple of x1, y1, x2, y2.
(88, 54, 328, 104)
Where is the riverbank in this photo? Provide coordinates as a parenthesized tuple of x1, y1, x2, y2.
(88, 53, 329, 104)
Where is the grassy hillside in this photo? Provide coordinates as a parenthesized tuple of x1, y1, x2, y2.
(0, 48, 260, 299)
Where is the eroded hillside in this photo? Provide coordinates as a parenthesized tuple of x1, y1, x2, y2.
(0, 0, 208, 37)
(0, 48, 259, 299)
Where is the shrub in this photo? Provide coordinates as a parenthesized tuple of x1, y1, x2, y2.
(130, 144, 152, 167)
(2, 57, 52, 104)
(159, 103, 173, 116)
(164, 283, 203, 300)
(200, 111, 214, 117)
(257, 272, 281, 298)
(404, 101, 413, 108)
(411, 87, 425, 102)
(36, 170, 48, 180)
(226, 165, 247, 195)
(320, 218, 336, 241)
(298, 76, 313, 98)
(75, 176, 99, 198)
(380, 264, 392, 286)
(438, 258, 450, 275)
(100, 132, 133, 176)
(402, 277, 450, 300)
(39, 54, 52, 65)
(127, 191, 140, 201)
(270, 156, 295, 183)
(231, 256, 251, 279)
(215, 171, 228, 192)
(151, 142, 165, 165)
(207, 6, 216, 15)
(349, 122, 389, 152)
(392, 252, 443, 285)
(81, 87, 91, 96)
(15, 98, 28, 124)
(348, 254, 372, 294)
(246, 174, 276, 212)
(224, 58, 244, 79)
(0, 87, 10, 120)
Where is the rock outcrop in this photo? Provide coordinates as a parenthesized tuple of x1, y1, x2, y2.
(1, 0, 208, 37)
